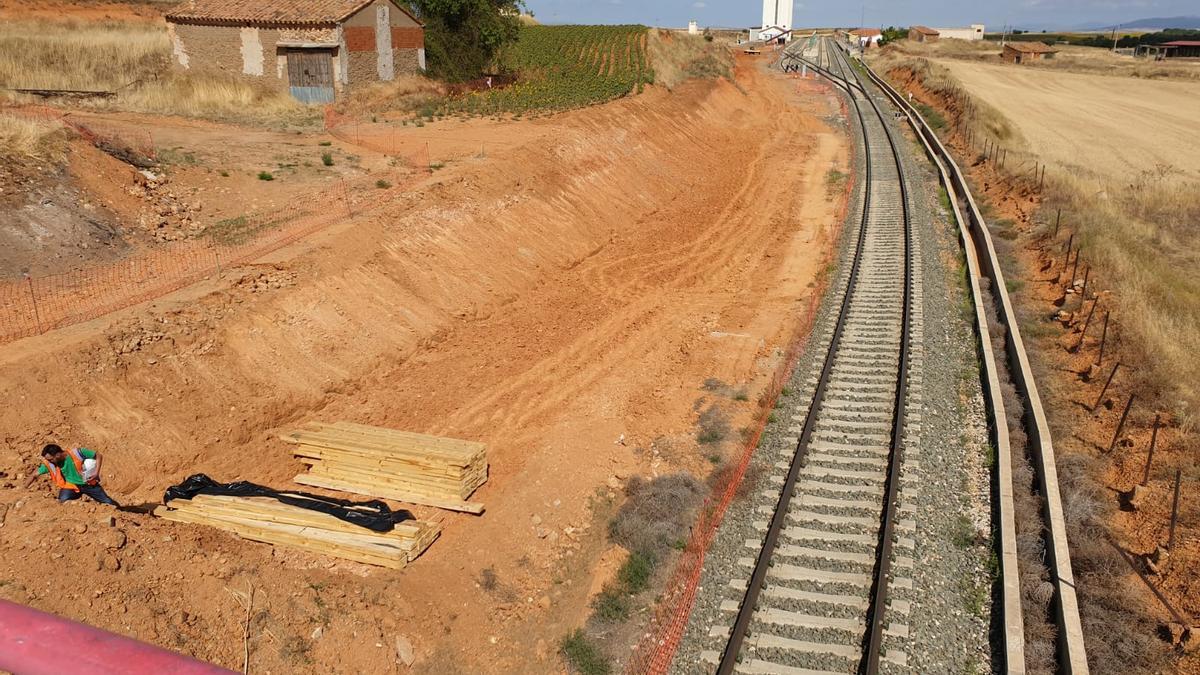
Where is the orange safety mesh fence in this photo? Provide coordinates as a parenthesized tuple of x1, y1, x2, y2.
(4, 106, 156, 160)
(1, 106, 435, 346)
(625, 129, 852, 673)
(324, 106, 431, 167)
(0, 181, 350, 345)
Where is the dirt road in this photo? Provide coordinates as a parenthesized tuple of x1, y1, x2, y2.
(937, 60, 1200, 179)
(0, 59, 847, 673)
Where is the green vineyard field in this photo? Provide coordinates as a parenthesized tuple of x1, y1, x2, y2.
(447, 25, 654, 114)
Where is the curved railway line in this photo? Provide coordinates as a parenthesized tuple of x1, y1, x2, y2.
(675, 35, 1091, 675)
(707, 38, 919, 675)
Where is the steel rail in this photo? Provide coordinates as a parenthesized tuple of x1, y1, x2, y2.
(826, 39, 914, 675)
(715, 36, 913, 675)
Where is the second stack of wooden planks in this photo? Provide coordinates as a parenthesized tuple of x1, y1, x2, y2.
(154, 493, 440, 569)
(281, 422, 487, 514)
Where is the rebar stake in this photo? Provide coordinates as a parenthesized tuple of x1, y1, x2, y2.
(1092, 362, 1121, 412)
(1141, 414, 1161, 486)
(1107, 393, 1135, 453)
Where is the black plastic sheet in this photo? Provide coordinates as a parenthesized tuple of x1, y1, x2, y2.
(163, 474, 411, 533)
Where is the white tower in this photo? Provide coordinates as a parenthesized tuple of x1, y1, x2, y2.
(761, 0, 793, 35)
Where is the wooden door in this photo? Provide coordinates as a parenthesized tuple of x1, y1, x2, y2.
(286, 49, 335, 104)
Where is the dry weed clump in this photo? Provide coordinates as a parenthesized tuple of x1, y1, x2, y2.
(647, 30, 734, 89)
(608, 474, 704, 557)
(0, 113, 68, 160)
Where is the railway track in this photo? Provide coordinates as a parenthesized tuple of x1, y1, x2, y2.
(702, 38, 922, 674)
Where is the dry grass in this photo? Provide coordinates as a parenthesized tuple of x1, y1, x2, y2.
(337, 76, 446, 118)
(1043, 167, 1200, 421)
(0, 112, 68, 160)
(0, 19, 168, 91)
(120, 71, 316, 126)
(647, 30, 734, 90)
(0, 19, 315, 127)
(884, 39, 1200, 81)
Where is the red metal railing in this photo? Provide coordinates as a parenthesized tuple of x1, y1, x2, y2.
(0, 599, 235, 675)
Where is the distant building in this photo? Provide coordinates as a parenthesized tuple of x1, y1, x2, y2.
(933, 24, 984, 41)
(1002, 41, 1058, 64)
(850, 28, 883, 48)
(688, 21, 699, 35)
(1161, 40, 1200, 58)
(908, 26, 939, 43)
(165, 0, 426, 104)
(761, 0, 793, 42)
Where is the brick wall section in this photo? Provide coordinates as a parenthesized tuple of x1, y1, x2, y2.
(391, 27, 422, 49)
(344, 26, 375, 51)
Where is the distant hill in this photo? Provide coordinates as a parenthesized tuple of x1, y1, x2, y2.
(1073, 16, 1200, 31)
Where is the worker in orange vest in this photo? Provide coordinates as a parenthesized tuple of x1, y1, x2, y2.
(24, 444, 120, 507)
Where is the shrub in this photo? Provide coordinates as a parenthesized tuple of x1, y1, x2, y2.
(321, 152, 334, 166)
(375, 179, 391, 189)
(617, 551, 655, 594)
(257, 171, 274, 181)
(696, 404, 730, 444)
(609, 474, 704, 557)
(590, 587, 629, 622)
(560, 630, 610, 675)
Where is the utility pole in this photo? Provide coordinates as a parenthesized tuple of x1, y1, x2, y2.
(1111, 24, 1120, 52)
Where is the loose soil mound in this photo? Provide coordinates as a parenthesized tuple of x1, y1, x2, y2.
(0, 58, 847, 673)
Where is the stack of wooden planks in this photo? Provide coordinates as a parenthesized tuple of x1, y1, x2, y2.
(281, 421, 487, 514)
(154, 494, 439, 569)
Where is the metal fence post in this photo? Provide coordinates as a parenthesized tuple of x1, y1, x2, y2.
(1141, 414, 1161, 486)
(1097, 311, 1111, 366)
(1108, 393, 1135, 453)
(1168, 468, 1182, 556)
(1092, 361, 1121, 412)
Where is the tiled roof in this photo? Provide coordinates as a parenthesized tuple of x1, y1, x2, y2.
(1162, 40, 1200, 47)
(910, 25, 939, 35)
(1005, 41, 1057, 53)
(851, 28, 882, 36)
(166, 0, 421, 26)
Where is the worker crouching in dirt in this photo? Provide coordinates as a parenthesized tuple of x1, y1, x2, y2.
(23, 444, 120, 507)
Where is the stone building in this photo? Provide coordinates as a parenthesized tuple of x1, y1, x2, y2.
(1001, 41, 1058, 64)
(908, 26, 939, 43)
(165, 0, 426, 103)
(931, 24, 985, 41)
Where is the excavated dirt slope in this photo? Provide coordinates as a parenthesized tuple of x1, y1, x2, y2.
(0, 60, 847, 673)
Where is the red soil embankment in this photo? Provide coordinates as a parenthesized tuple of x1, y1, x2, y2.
(0, 59, 847, 673)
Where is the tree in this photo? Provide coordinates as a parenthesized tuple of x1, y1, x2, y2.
(402, 0, 523, 82)
(879, 26, 907, 45)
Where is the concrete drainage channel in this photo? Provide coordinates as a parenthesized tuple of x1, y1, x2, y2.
(666, 36, 1089, 675)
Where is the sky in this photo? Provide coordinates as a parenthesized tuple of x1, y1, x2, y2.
(521, 0, 1198, 31)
